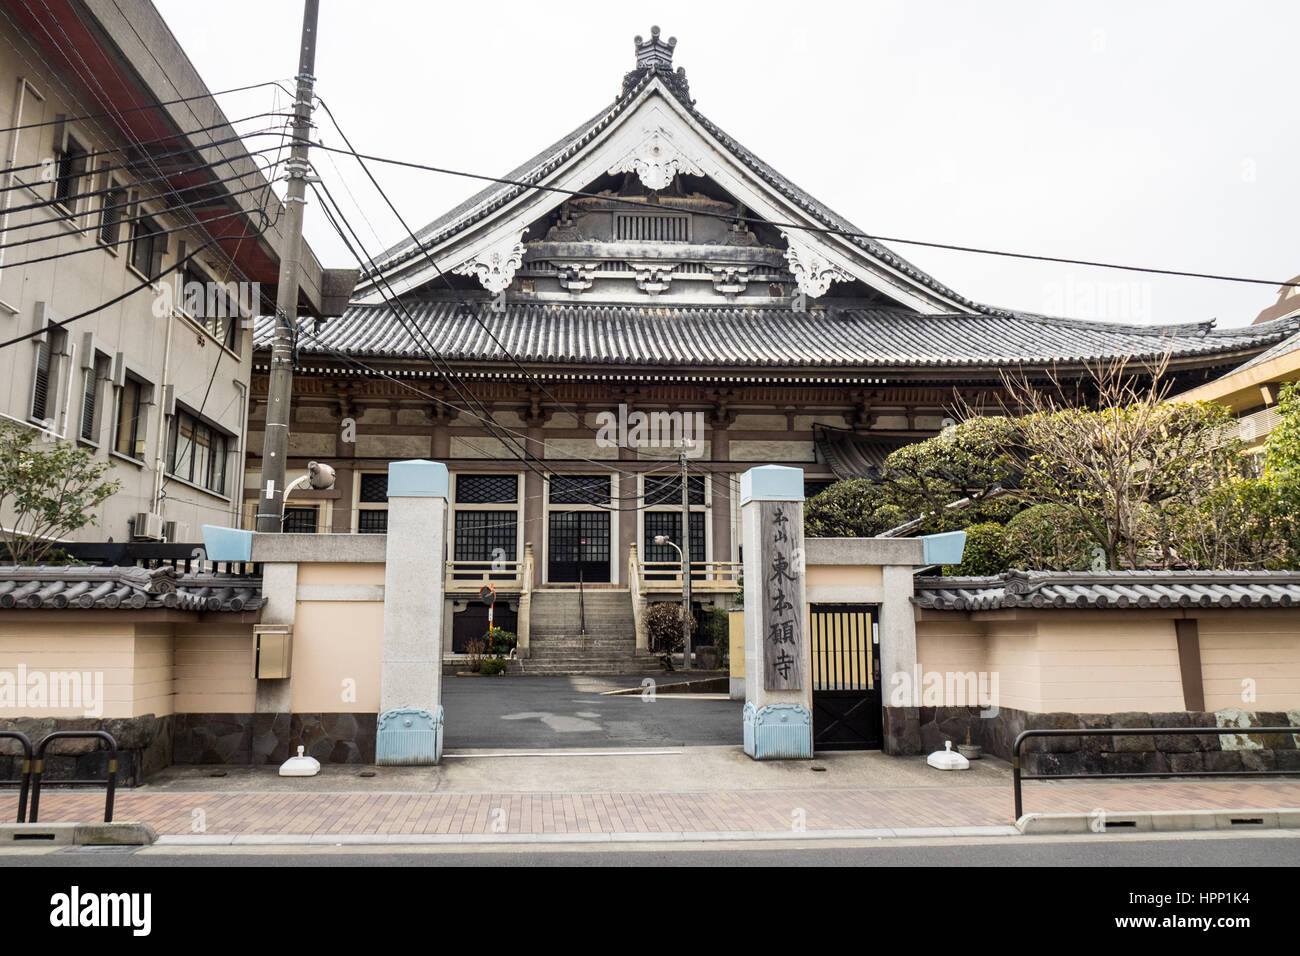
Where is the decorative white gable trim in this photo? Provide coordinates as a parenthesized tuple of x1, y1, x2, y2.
(782, 231, 851, 299)
(607, 126, 703, 191)
(453, 229, 528, 293)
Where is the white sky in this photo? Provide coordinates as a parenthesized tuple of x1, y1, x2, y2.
(155, 0, 1300, 327)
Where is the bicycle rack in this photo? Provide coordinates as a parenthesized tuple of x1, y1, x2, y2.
(27, 730, 118, 824)
(0, 731, 33, 823)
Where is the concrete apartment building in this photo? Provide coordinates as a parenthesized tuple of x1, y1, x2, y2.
(0, 0, 350, 548)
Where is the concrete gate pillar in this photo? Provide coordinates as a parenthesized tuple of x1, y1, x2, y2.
(375, 459, 449, 765)
(739, 465, 812, 759)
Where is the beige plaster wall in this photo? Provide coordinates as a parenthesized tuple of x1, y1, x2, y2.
(1198, 610, 1300, 713)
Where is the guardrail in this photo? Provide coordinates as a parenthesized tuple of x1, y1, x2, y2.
(640, 560, 741, 593)
(1012, 726, 1300, 819)
(27, 731, 119, 824)
(445, 560, 524, 592)
(0, 731, 33, 823)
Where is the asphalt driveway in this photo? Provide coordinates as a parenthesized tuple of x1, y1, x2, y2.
(441, 674, 741, 750)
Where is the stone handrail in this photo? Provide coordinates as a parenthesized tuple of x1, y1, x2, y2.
(628, 542, 649, 653)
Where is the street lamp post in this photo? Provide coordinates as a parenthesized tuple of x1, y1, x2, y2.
(654, 534, 690, 670)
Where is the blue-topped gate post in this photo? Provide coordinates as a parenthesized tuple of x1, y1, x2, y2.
(740, 465, 813, 759)
(375, 459, 449, 765)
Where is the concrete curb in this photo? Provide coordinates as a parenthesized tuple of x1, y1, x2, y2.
(0, 822, 158, 846)
(1016, 807, 1300, 835)
(153, 824, 1020, 847)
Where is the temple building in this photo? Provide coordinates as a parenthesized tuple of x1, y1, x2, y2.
(249, 28, 1299, 664)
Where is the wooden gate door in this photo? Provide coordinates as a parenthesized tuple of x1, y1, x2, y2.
(810, 604, 881, 750)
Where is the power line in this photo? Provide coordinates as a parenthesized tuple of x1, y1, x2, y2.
(0, 177, 282, 271)
(0, 79, 291, 135)
(0, 111, 291, 185)
(308, 177, 674, 502)
(0, 230, 258, 349)
(314, 96, 595, 436)
(0, 145, 287, 255)
(297, 137, 1300, 292)
(287, 320, 687, 512)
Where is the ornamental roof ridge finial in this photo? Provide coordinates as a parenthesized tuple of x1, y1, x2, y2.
(623, 26, 691, 102)
(634, 25, 676, 71)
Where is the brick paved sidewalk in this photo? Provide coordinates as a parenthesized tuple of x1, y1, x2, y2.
(5, 780, 1300, 837)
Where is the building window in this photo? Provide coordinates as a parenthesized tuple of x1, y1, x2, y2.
(455, 473, 518, 504)
(282, 507, 319, 534)
(31, 339, 54, 423)
(357, 472, 388, 532)
(114, 376, 147, 460)
(644, 474, 705, 506)
(454, 511, 517, 562)
(166, 408, 229, 494)
(130, 215, 161, 277)
(358, 509, 388, 534)
(181, 265, 241, 350)
(79, 354, 108, 443)
(644, 511, 706, 563)
(548, 474, 611, 505)
(53, 138, 86, 212)
(99, 180, 126, 247)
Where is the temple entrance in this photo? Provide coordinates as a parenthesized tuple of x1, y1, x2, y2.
(547, 510, 611, 583)
(810, 604, 882, 750)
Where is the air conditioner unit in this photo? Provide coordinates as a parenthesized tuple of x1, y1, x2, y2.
(162, 520, 177, 543)
(133, 512, 165, 541)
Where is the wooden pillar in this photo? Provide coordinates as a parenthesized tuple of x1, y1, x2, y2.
(710, 421, 731, 562)
(1175, 618, 1205, 712)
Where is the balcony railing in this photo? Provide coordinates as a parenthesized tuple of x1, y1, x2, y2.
(640, 560, 741, 593)
(444, 560, 525, 593)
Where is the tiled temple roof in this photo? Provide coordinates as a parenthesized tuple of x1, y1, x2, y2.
(0, 566, 263, 612)
(262, 304, 1298, 370)
(913, 569, 1300, 611)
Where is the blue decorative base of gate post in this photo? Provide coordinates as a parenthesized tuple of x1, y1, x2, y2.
(376, 706, 444, 765)
(743, 701, 813, 759)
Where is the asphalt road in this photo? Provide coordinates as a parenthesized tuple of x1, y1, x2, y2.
(441, 674, 741, 749)
(4, 834, 1297, 866)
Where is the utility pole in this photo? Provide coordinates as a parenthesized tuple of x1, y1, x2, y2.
(256, 0, 320, 532)
(680, 451, 692, 670)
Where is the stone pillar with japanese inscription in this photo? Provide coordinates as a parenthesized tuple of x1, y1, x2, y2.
(740, 465, 813, 759)
(375, 459, 448, 765)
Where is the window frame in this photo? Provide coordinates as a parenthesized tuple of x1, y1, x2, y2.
(51, 135, 87, 215)
(165, 405, 231, 496)
(113, 373, 149, 462)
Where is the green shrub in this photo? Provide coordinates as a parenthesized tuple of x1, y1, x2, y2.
(479, 657, 509, 676)
(484, 628, 518, 657)
(942, 522, 1009, 576)
(645, 601, 693, 653)
(1003, 503, 1101, 571)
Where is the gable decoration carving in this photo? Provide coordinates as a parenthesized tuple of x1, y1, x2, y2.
(453, 228, 528, 294)
(781, 231, 850, 299)
(607, 127, 704, 192)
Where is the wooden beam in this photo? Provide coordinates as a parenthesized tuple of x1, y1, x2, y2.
(1175, 618, 1205, 712)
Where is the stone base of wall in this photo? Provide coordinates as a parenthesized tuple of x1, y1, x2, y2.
(883, 706, 1300, 773)
(172, 713, 377, 766)
(0, 714, 174, 787)
(0, 712, 379, 787)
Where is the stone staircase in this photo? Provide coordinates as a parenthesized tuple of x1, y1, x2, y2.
(521, 589, 653, 675)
